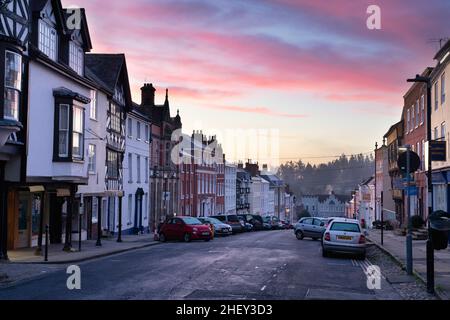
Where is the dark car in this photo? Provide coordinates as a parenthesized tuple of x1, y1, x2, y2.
(238, 214, 263, 231)
(159, 217, 212, 242)
(210, 215, 244, 234)
(263, 215, 281, 230)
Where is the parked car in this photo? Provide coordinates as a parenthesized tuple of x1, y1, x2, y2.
(250, 215, 264, 231)
(210, 215, 244, 234)
(294, 217, 326, 240)
(198, 217, 232, 237)
(238, 216, 254, 232)
(263, 222, 272, 230)
(322, 218, 366, 260)
(281, 220, 294, 229)
(263, 216, 281, 230)
(238, 214, 262, 231)
(159, 217, 212, 242)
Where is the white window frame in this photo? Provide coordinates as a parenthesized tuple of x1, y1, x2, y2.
(136, 121, 141, 140)
(136, 154, 141, 183)
(88, 144, 96, 174)
(69, 41, 84, 75)
(72, 106, 84, 159)
(406, 109, 410, 134)
(89, 90, 98, 120)
(442, 73, 446, 105)
(38, 20, 57, 61)
(420, 95, 425, 125)
(128, 153, 133, 182)
(58, 104, 70, 157)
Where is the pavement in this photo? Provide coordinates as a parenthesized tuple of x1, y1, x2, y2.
(5, 233, 159, 264)
(0, 230, 408, 300)
(367, 229, 450, 300)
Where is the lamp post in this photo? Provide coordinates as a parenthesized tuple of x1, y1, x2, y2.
(407, 74, 434, 293)
(375, 142, 378, 222)
(399, 145, 413, 275)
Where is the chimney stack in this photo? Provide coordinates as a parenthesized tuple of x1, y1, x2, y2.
(141, 83, 156, 106)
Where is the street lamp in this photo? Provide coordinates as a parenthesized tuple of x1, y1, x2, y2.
(407, 74, 434, 293)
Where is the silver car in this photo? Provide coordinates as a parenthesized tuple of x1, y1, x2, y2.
(322, 218, 366, 260)
(294, 217, 326, 240)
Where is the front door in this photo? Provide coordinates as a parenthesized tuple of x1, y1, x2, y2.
(17, 195, 31, 248)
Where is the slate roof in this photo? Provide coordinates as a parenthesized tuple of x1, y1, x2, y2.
(85, 54, 125, 93)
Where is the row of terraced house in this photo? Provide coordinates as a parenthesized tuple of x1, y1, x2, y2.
(347, 39, 450, 230)
(0, 0, 294, 259)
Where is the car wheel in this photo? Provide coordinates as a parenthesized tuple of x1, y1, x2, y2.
(322, 248, 329, 257)
(357, 253, 366, 260)
(184, 233, 192, 242)
(295, 230, 304, 240)
(159, 233, 167, 242)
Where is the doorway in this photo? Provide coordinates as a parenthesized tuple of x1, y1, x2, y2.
(17, 194, 30, 248)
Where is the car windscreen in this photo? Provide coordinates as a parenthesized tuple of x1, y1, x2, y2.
(207, 218, 222, 225)
(181, 217, 203, 225)
(227, 215, 239, 222)
(211, 216, 225, 222)
(330, 222, 360, 233)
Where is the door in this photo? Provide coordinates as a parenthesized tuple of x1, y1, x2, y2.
(85, 197, 93, 240)
(312, 218, 325, 237)
(17, 195, 30, 248)
(173, 218, 185, 240)
(301, 218, 314, 236)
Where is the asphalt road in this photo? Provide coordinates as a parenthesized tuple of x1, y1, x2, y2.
(0, 230, 399, 300)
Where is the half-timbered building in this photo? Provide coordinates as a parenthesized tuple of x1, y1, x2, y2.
(0, 0, 30, 259)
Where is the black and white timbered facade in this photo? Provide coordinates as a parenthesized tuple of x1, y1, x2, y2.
(0, 0, 30, 260)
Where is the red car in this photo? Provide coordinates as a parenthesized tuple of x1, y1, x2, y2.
(159, 216, 212, 242)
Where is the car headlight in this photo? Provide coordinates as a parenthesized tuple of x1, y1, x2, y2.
(193, 228, 198, 232)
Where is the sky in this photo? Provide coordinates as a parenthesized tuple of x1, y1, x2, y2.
(63, 0, 450, 167)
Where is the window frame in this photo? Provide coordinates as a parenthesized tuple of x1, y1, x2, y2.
(38, 19, 57, 61)
(53, 100, 86, 162)
(441, 72, 446, 105)
(88, 144, 96, 174)
(89, 90, 98, 120)
(69, 41, 84, 76)
(3, 50, 22, 121)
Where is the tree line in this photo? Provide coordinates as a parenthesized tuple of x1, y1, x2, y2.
(278, 154, 374, 197)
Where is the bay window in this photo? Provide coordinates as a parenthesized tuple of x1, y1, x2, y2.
(53, 98, 87, 162)
(4, 51, 22, 121)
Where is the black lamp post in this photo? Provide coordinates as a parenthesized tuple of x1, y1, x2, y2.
(407, 74, 434, 293)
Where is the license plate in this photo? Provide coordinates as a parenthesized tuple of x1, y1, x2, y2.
(337, 235, 352, 240)
(202, 232, 209, 236)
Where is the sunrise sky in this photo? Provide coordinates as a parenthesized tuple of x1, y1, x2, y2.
(63, 0, 450, 166)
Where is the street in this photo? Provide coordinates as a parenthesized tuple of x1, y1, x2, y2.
(0, 230, 400, 300)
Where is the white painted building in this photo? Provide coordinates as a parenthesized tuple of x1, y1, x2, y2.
(122, 106, 151, 234)
(224, 163, 237, 215)
(250, 176, 262, 215)
(300, 193, 350, 218)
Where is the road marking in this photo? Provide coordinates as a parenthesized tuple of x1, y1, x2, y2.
(261, 286, 266, 291)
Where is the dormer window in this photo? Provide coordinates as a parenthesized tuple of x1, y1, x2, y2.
(69, 42, 84, 76)
(38, 20, 57, 61)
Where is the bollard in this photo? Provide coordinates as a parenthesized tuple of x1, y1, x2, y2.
(45, 225, 49, 262)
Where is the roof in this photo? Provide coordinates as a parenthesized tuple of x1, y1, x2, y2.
(434, 39, 450, 61)
(383, 120, 403, 139)
(260, 174, 284, 187)
(85, 54, 125, 93)
(301, 194, 352, 203)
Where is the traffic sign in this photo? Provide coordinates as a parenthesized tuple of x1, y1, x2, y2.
(397, 151, 421, 173)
